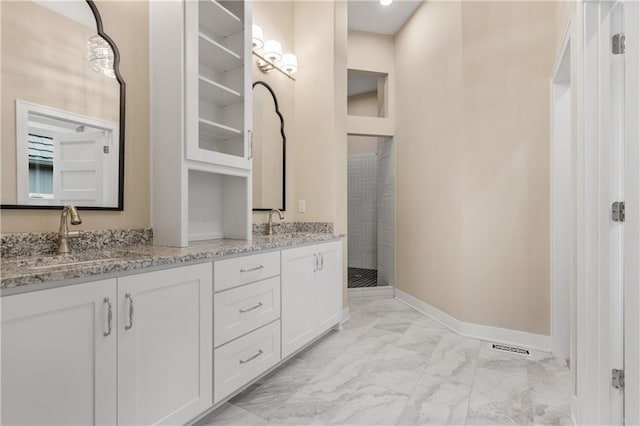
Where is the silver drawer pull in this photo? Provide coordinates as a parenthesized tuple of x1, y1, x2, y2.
(240, 265, 264, 273)
(239, 302, 263, 313)
(239, 349, 264, 364)
(125, 293, 134, 330)
(103, 298, 113, 337)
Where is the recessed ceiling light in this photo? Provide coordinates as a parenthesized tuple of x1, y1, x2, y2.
(380, 0, 393, 6)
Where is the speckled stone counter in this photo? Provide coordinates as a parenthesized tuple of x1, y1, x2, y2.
(1, 233, 343, 294)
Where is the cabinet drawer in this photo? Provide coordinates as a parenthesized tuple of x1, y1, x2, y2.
(214, 277, 281, 347)
(214, 251, 280, 292)
(214, 321, 281, 403)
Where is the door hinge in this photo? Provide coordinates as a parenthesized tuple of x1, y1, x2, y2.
(613, 33, 626, 55)
(612, 369, 625, 390)
(612, 201, 625, 222)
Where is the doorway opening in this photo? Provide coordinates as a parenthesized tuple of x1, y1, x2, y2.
(347, 135, 394, 289)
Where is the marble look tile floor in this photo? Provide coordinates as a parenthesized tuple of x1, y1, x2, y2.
(197, 298, 572, 426)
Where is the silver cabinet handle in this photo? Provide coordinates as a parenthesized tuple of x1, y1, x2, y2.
(125, 293, 134, 330)
(103, 298, 113, 337)
(248, 130, 253, 160)
(239, 349, 263, 364)
(240, 265, 264, 273)
(313, 254, 318, 272)
(320, 253, 324, 271)
(239, 302, 263, 313)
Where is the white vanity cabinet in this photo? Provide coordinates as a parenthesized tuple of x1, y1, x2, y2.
(1, 279, 118, 426)
(212, 251, 283, 403)
(150, 0, 253, 247)
(117, 263, 213, 425)
(0, 263, 212, 426)
(281, 241, 343, 358)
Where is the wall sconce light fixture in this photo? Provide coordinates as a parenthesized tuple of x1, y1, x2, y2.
(252, 25, 297, 81)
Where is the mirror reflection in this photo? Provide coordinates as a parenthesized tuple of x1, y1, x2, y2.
(252, 81, 285, 211)
(1, 0, 123, 209)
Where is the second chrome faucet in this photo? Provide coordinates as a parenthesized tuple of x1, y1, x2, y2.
(267, 208, 284, 236)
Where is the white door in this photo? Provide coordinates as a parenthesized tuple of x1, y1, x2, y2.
(117, 263, 213, 425)
(601, 2, 626, 423)
(281, 244, 317, 358)
(316, 242, 343, 331)
(623, 0, 640, 423)
(1, 280, 117, 426)
(579, 2, 629, 423)
(53, 131, 105, 205)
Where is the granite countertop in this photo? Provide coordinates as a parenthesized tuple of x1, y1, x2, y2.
(0, 233, 343, 293)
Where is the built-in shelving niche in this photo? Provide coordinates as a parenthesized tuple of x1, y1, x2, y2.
(196, 0, 246, 160)
(188, 169, 249, 242)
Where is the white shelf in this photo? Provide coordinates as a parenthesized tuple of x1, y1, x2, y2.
(199, 118, 242, 141)
(199, 76, 242, 106)
(199, 33, 242, 72)
(199, 0, 242, 39)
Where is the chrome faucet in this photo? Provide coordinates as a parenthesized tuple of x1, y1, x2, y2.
(267, 208, 284, 236)
(57, 205, 82, 255)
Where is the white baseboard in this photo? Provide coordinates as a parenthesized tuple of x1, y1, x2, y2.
(341, 307, 350, 325)
(348, 286, 394, 301)
(394, 289, 551, 352)
(571, 395, 578, 426)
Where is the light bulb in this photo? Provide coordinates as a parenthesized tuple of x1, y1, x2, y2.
(263, 40, 282, 63)
(380, 0, 393, 5)
(252, 25, 264, 50)
(281, 53, 298, 75)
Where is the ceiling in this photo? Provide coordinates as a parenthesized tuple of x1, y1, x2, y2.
(348, 0, 423, 36)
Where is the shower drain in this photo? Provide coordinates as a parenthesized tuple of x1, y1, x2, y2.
(491, 343, 530, 356)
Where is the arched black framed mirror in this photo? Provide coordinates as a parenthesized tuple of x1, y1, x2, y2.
(0, 0, 126, 210)
(252, 81, 286, 212)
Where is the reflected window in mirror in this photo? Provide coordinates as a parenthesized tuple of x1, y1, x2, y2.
(252, 81, 285, 211)
(1, 0, 125, 210)
(347, 69, 388, 118)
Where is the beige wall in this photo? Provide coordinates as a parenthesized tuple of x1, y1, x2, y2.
(348, 92, 379, 154)
(1, 0, 149, 232)
(395, 0, 559, 335)
(251, 1, 348, 308)
(395, 0, 466, 320)
(347, 30, 395, 137)
(251, 0, 296, 222)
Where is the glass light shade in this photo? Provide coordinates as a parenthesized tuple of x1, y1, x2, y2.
(281, 53, 298, 75)
(380, 0, 393, 5)
(263, 40, 282, 63)
(87, 35, 115, 79)
(252, 25, 264, 50)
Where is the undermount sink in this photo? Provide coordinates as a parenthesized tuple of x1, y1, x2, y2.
(16, 250, 142, 271)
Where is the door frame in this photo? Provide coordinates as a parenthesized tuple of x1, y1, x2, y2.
(623, 0, 640, 423)
(345, 134, 397, 291)
(550, 18, 574, 365)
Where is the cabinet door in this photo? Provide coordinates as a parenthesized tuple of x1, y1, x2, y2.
(184, 0, 252, 170)
(1, 280, 117, 426)
(281, 245, 318, 358)
(117, 263, 213, 425)
(316, 241, 343, 331)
